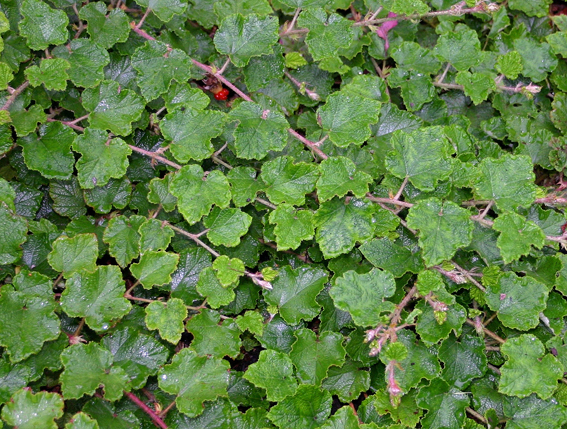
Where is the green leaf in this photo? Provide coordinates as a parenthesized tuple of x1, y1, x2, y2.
(229, 101, 289, 159)
(0, 62, 13, 90)
(186, 308, 241, 358)
(508, 0, 552, 18)
(320, 406, 360, 429)
(20, 122, 75, 180)
(163, 82, 211, 112)
(73, 128, 131, 189)
(503, 395, 567, 429)
(514, 38, 557, 82)
(0, 203, 28, 265)
(25, 58, 70, 91)
(1, 388, 63, 429)
(79, 2, 130, 49)
(102, 326, 169, 390)
(50, 178, 87, 219)
(317, 156, 373, 201)
(82, 81, 144, 136)
(102, 215, 145, 268)
(496, 51, 523, 80)
(131, 40, 193, 102)
(204, 207, 252, 247)
(415, 299, 467, 344)
(290, 328, 346, 386)
(47, 233, 98, 278)
(148, 174, 178, 212)
(10, 104, 47, 137)
(136, 0, 187, 22)
(391, 41, 441, 74)
(158, 348, 230, 417)
(65, 412, 100, 429)
(19, 0, 68, 50)
(130, 250, 179, 289)
(212, 255, 245, 287)
(263, 265, 328, 325)
(406, 198, 474, 267)
(493, 212, 546, 264)
(416, 379, 469, 429)
(261, 156, 319, 205)
(139, 218, 174, 252)
(360, 237, 423, 278)
(330, 269, 396, 327)
(161, 107, 226, 162)
(197, 266, 236, 308)
(387, 68, 436, 111)
(439, 334, 487, 389)
(169, 164, 231, 225)
(214, 13, 279, 67)
(53, 39, 110, 89)
(267, 384, 332, 429)
(473, 154, 536, 211)
(227, 166, 263, 207)
(500, 334, 563, 399)
(547, 31, 567, 57)
(145, 298, 188, 344)
(485, 271, 548, 330)
(61, 265, 131, 332)
(60, 342, 129, 401)
(314, 197, 376, 259)
(390, 0, 430, 14)
(269, 203, 315, 250)
(297, 9, 354, 61)
(385, 126, 454, 191)
(0, 289, 59, 363)
(454, 71, 496, 105)
(551, 91, 567, 134)
(317, 92, 381, 147)
(341, 74, 389, 102)
(320, 360, 370, 402)
(434, 28, 482, 71)
(243, 349, 298, 401)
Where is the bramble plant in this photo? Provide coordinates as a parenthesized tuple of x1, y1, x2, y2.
(3, 0, 567, 427)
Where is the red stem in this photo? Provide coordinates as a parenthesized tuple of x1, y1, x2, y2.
(124, 391, 168, 429)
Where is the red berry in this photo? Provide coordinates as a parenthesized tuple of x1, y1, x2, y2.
(214, 88, 229, 101)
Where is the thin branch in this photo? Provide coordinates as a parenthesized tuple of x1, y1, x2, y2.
(393, 177, 408, 201)
(288, 128, 328, 160)
(191, 58, 252, 102)
(466, 319, 506, 344)
(217, 57, 231, 75)
(167, 223, 220, 257)
(135, 7, 152, 29)
(365, 194, 414, 208)
(130, 21, 156, 40)
(124, 391, 168, 429)
(283, 69, 321, 101)
(466, 407, 487, 425)
(280, 7, 302, 36)
(256, 197, 277, 210)
(1, 81, 30, 111)
(128, 145, 182, 169)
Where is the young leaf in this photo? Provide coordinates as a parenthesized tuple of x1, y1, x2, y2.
(19, 0, 68, 50)
(1, 388, 63, 429)
(60, 342, 129, 401)
(0, 203, 28, 265)
(454, 71, 496, 105)
(267, 384, 332, 429)
(263, 265, 328, 325)
(508, 0, 553, 17)
(204, 207, 252, 247)
(493, 212, 545, 264)
(169, 164, 231, 225)
(330, 268, 396, 327)
(61, 265, 131, 332)
(25, 58, 70, 91)
(136, 0, 187, 22)
(261, 156, 319, 205)
(434, 27, 482, 71)
(138, 218, 174, 252)
(185, 308, 241, 358)
(52, 39, 110, 89)
(79, 2, 130, 49)
(47, 233, 98, 278)
(500, 334, 563, 399)
(243, 349, 298, 401)
(317, 156, 373, 201)
(130, 250, 179, 289)
(269, 203, 315, 250)
(102, 215, 145, 268)
(513, 38, 557, 82)
(196, 266, 236, 308)
(145, 298, 187, 344)
(212, 255, 245, 286)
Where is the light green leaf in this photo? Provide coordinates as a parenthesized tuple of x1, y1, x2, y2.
(19, 0, 68, 50)
(0, 289, 59, 363)
(385, 126, 454, 191)
(102, 215, 145, 268)
(290, 328, 346, 386)
(138, 218, 174, 252)
(455, 71, 496, 105)
(500, 334, 563, 399)
(320, 406, 359, 429)
(341, 74, 389, 102)
(136, 0, 187, 22)
(73, 128, 132, 189)
(513, 38, 558, 82)
(485, 271, 548, 330)
(229, 101, 289, 159)
(390, 0, 430, 14)
(196, 266, 236, 308)
(314, 197, 376, 259)
(267, 384, 332, 429)
(547, 31, 567, 57)
(20, 122, 75, 180)
(473, 154, 537, 211)
(60, 342, 129, 401)
(269, 203, 315, 250)
(53, 39, 110, 89)
(130, 250, 179, 289)
(387, 68, 436, 111)
(79, 2, 130, 49)
(551, 92, 567, 134)
(214, 13, 279, 67)
(10, 104, 46, 137)
(47, 233, 98, 278)
(163, 82, 210, 112)
(145, 298, 187, 344)
(416, 379, 469, 429)
(131, 40, 193, 102)
(25, 58, 70, 91)
(148, 174, 178, 212)
(212, 255, 245, 287)
(169, 164, 231, 224)
(415, 299, 467, 344)
(214, 0, 272, 17)
(264, 265, 328, 325)
(204, 207, 252, 247)
(261, 156, 319, 205)
(1, 388, 63, 429)
(406, 198, 474, 267)
(493, 212, 546, 264)
(496, 51, 523, 79)
(61, 265, 131, 332)
(391, 41, 441, 74)
(244, 349, 298, 401)
(434, 28, 482, 71)
(235, 311, 264, 336)
(82, 81, 145, 136)
(317, 156, 373, 201)
(508, 0, 552, 17)
(0, 202, 28, 265)
(185, 308, 241, 358)
(0, 62, 13, 90)
(297, 8, 354, 61)
(65, 412, 100, 429)
(331, 268, 396, 327)
(161, 107, 226, 162)
(317, 92, 380, 147)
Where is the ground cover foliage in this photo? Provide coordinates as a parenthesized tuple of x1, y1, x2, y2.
(4, 0, 567, 427)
